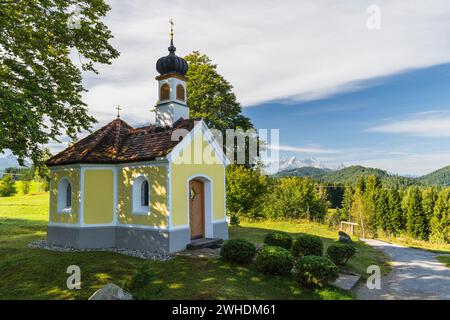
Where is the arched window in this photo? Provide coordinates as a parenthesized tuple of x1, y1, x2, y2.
(132, 176, 150, 214)
(160, 83, 170, 101)
(57, 178, 72, 213)
(141, 180, 149, 207)
(66, 183, 72, 208)
(176, 84, 185, 101)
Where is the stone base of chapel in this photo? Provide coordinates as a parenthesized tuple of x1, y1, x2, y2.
(47, 222, 229, 254)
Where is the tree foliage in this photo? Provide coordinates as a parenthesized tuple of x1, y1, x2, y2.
(0, 174, 17, 196)
(0, 0, 119, 171)
(406, 187, 429, 240)
(388, 188, 404, 235)
(430, 188, 450, 243)
(261, 177, 328, 221)
(184, 51, 252, 132)
(226, 164, 268, 219)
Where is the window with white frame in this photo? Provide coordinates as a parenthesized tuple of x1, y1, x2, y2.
(132, 176, 150, 214)
(57, 178, 72, 213)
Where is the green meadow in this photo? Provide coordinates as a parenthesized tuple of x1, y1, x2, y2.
(0, 192, 389, 300)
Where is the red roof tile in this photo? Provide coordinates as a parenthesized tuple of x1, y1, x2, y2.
(46, 118, 197, 166)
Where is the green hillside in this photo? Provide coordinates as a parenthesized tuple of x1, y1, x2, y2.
(321, 165, 389, 184)
(419, 165, 450, 186)
(275, 164, 450, 187)
(276, 167, 330, 179)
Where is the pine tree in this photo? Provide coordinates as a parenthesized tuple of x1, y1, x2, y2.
(406, 187, 428, 240)
(341, 185, 354, 221)
(429, 188, 450, 243)
(422, 188, 438, 237)
(388, 188, 404, 235)
(364, 175, 382, 237)
(376, 189, 390, 234)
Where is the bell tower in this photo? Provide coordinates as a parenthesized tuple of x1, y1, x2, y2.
(155, 19, 189, 127)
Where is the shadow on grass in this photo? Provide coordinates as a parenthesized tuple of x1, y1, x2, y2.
(0, 218, 353, 300)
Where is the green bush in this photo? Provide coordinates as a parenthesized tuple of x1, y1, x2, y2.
(127, 262, 154, 291)
(0, 175, 17, 197)
(220, 239, 256, 264)
(292, 234, 323, 257)
(230, 213, 240, 226)
(255, 246, 294, 275)
(21, 181, 31, 195)
(295, 255, 339, 288)
(264, 231, 293, 249)
(326, 243, 356, 266)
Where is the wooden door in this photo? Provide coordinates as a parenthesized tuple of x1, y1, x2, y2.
(189, 179, 204, 239)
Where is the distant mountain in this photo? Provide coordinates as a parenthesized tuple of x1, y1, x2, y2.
(276, 164, 434, 187)
(276, 166, 331, 179)
(266, 156, 344, 173)
(0, 154, 31, 170)
(321, 165, 391, 184)
(419, 165, 450, 186)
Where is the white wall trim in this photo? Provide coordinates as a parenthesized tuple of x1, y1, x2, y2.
(131, 175, 151, 215)
(117, 223, 168, 231)
(79, 167, 85, 226)
(167, 163, 172, 229)
(166, 120, 229, 167)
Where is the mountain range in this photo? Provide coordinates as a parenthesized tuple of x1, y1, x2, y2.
(276, 163, 450, 187)
(0, 154, 31, 171)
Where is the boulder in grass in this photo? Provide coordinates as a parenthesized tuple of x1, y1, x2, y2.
(89, 283, 133, 300)
(338, 231, 352, 243)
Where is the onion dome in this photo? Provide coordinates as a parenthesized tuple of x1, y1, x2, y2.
(156, 20, 188, 76)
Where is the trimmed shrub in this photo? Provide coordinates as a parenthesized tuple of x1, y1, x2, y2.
(326, 243, 356, 266)
(292, 234, 323, 257)
(220, 239, 256, 264)
(295, 255, 338, 288)
(264, 231, 293, 250)
(255, 246, 294, 275)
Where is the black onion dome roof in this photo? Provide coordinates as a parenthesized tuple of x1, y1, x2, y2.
(156, 41, 188, 76)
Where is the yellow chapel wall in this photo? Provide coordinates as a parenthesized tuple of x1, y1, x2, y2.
(49, 167, 80, 224)
(170, 131, 226, 227)
(83, 169, 114, 224)
(117, 165, 169, 228)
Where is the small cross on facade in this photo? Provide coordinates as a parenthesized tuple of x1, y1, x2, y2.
(116, 105, 122, 118)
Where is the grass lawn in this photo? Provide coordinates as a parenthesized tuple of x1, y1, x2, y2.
(376, 234, 450, 254)
(0, 192, 388, 300)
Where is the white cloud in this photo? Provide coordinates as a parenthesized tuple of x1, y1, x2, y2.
(77, 0, 450, 123)
(367, 111, 450, 137)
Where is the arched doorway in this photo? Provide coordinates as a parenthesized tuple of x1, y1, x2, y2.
(189, 179, 205, 239)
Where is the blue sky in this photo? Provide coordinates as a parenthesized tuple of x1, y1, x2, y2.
(6, 0, 449, 177)
(244, 63, 450, 175)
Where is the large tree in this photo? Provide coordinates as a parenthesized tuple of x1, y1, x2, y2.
(406, 187, 428, 240)
(430, 188, 450, 243)
(388, 188, 404, 235)
(0, 0, 119, 172)
(184, 51, 252, 132)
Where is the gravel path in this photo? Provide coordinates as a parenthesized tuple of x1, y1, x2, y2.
(28, 240, 173, 261)
(356, 239, 450, 300)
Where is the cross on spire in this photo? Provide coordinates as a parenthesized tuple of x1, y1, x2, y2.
(169, 18, 174, 45)
(115, 105, 122, 118)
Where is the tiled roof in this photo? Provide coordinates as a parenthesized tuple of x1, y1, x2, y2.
(46, 118, 197, 166)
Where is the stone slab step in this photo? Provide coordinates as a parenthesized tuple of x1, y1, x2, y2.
(186, 238, 223, 250)
(332, 272, 361, 291)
